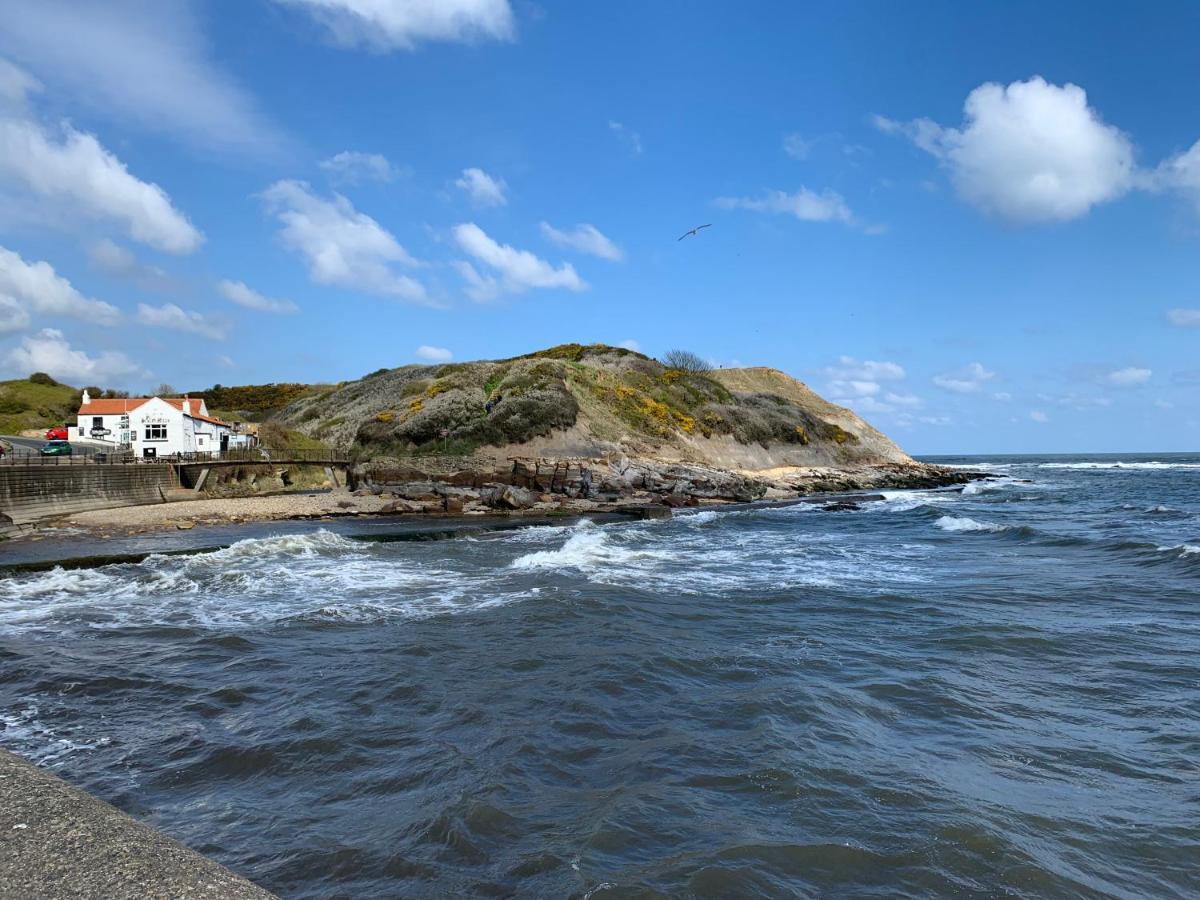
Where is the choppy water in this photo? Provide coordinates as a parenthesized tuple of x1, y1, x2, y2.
(1, 453, 1198, 898)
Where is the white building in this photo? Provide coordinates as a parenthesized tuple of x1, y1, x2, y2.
(76, 391, 234, 458)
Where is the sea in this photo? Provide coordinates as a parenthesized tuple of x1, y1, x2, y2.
(1, 453, 1197, 898)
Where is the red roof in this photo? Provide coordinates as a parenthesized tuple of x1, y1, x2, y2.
(78, 396, 229, 428)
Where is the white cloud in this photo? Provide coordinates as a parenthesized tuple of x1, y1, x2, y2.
(415, 345, 453, 362)
(608, 121, 643, 156)
(86, 238, 175, 292)
(716, 187, 854, 224)
(1167, 308, 1200, 328)
(933, 362, 996, 393)
(0, 295, 30, 334)
(0, 57, 39, 105)
(0, 3, 280, 154)
(0, 114, 202, 253)
(136, 302, 226, 341)
(539, 222, 623, 261)
(261, 180, 427, 302)
(453, 223, 586, 300)
(822, 356, 911, 413)
(918, 415, 951, 426)
(218, 279, 299, 315)
(0, 245, 119, 325)
(1150, 140, 1200, 211)
(1105, 366, 1151, 386)
(218, 354, 235, 369)
(782, 133, 813, 160)
(878, 77, 1135, 222)
(993, 391, 1012, 401)
(320, 151, 399, 184)
(1029, 410, 1049, 423)
(619, 339, 641, 352)
(5, 327, 142, 383)
(455, 167, 507, 207)
(274, 0, 515, 50)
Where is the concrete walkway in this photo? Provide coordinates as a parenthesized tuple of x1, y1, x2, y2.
(0, 750, 274, 899)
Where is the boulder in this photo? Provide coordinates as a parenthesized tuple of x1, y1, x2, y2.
(484, 485, 537, 510)
(443, 497, 464, 514)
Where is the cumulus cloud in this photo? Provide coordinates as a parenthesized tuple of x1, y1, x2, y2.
(261, 180, 427, 302)
(0, 3, 280, 154)
(1167, 308, 1200, 327)
(273, 0, 515, 50)
(0, 57, 38, 105)
(1105, 366, 1151, 386)
(877, 77, 1135, 222)
(415, 345, 452, 362)
(5, 327, 142, 383)
(320, 151, 399, 184)
(932, 362, 996, 393)
(0, 245, 119, 325)
(455, 167, 507, 207)
(0, 114, 203, 253)
(608, 121, 643, 156)
(219, 279, 299, 315)
(539, 222, 623, 261)
(453, 223, 586, 301)
(1149, 140, 1200, 211)
(135, 302, 226, 340)
(715, 187, 854, 224)
(0, 295, 30, 334)
(821, 356, 913, 414)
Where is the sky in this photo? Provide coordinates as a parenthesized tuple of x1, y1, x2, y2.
(0, 0, 1197, 454)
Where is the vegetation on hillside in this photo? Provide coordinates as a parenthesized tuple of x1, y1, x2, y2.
(277, 343, 863, 459)
(187, 382, 324, 422)
(0, 376, 81, 435)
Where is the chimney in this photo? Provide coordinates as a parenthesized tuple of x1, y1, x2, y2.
(81, 388, 91, 405)
(182, 397, 191, 416)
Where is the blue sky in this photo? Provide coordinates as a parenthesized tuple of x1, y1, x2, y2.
(0, 0, 1197, 454)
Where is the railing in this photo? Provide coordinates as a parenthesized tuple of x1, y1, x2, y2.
(0, 447, 348, 466)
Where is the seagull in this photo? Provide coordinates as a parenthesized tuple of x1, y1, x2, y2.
(677, 223, 712, 241)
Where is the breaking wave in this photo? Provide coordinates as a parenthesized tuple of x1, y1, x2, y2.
(935, 515, 1008, 533)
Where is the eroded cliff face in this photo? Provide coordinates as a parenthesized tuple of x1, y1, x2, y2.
(276, 344, 916, 473)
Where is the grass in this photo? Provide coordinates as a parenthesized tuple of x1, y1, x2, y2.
(0, 377, 80, 435)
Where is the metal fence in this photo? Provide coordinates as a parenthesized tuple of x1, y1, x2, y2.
(0, 447, 347, 466)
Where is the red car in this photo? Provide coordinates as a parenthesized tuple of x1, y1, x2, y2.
(45, 425, 70, 441)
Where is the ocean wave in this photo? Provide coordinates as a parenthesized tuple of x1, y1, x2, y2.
(510, 524, 671, 573)
(0, 530, 524, 632)
(1038, 461, 1200, 471)
(934, 515, 1008, 533)
(0, 705, 109, 764)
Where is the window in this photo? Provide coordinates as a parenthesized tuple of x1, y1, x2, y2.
(144, 423, 167, 441)
(92, 416, 103, 429)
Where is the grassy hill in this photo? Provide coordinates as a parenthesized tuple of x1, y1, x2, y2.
(275, 343, 912, 469)
(0, 376, 80, 436)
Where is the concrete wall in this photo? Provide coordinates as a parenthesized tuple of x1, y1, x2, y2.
(0, 463, 176, 524)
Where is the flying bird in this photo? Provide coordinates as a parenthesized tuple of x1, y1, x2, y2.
(677, 224, 712, 241)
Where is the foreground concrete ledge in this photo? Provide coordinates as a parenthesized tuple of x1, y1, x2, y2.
(0, 750, 274, 899)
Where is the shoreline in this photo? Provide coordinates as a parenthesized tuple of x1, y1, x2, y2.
(0, 466, 989, 572)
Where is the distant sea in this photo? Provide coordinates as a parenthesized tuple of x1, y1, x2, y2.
(1, 453, 1197, 897)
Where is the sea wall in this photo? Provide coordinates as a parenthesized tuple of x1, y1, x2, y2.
(0, 463, 176, 525)
(0, 749, 273, 898)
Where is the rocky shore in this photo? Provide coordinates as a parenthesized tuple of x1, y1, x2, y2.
(27, 456, 983, 542)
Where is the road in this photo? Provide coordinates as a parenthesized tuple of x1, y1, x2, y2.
(0, 435, 101, 456)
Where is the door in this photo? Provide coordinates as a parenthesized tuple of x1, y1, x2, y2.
(143, 446, 156, 459)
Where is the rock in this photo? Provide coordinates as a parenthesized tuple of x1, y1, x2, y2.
(175, 521, 195, 530)
(443, 497, 464, 514)
(632, 505, 672, 520)
(659, 493, 691, 508)
(821, 501, 860, 512)
(485, 484, 537, 510)
(336, 500, 356, 509)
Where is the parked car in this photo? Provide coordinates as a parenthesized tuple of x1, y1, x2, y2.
(39, 440, 73, 456)
(45, 426, 69, 441)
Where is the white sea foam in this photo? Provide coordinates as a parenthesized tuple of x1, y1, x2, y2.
(0, 529, 529, 631)
(1039, 461, 1200, 471)
(510, 525, 670, 573)
(935, 515, 1007, 533)
(0, 705, 109, 764)
(1157, 542, 1200, 557)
